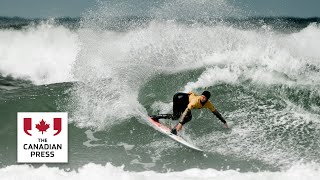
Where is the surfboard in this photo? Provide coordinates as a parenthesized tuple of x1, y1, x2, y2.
(148, 116, 203, 152)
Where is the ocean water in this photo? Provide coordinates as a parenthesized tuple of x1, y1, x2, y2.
(1, 1, 320, 179)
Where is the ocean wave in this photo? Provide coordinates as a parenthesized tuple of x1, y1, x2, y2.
(1, 163, 320, 180)
(0, 20, 79, 85)
(69, 19, 320, 130)
(0, 17, 319, 86)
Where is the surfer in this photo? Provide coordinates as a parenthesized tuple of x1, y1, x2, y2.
(151, 91, 229, 135)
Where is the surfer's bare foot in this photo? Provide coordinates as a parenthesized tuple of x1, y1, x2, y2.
(150, 115, 159, 123)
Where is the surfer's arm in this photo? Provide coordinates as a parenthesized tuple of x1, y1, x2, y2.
(212, 110, 228, 128)
(180, 108, 191, 125)
(207, 102, 228, 128)
(174, 107, 191, 132)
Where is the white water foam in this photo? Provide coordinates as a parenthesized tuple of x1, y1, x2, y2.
(0, 163, 320, 180)
(151, 0, 245, 20)
(65, 15, 320, 169)
(193, 89, 320, 169)
(177, 24, 320, 168)
(0, 21, 79, 85)
(70, 20, 320, 131)
(183, 23, 320, 91)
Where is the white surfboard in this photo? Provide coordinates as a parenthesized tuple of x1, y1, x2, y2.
(148, 116, 203, 152)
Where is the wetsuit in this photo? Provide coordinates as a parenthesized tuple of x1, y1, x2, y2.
(176, 92, 226, 125)
(152, 92, 226, 125)
(172, 92, 192, 124)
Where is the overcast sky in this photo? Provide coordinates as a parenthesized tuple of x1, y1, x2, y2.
(0, 0, 319, 18)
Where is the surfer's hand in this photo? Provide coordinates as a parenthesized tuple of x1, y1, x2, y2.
(223, 123, 229, 128)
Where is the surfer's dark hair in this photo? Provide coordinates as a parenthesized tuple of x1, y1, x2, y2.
(202, 91, 211, 99)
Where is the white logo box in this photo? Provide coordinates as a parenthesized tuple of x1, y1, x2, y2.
(17, 112, 68, 163)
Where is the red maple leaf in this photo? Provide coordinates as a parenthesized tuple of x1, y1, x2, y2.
(36, 119, 50, 134)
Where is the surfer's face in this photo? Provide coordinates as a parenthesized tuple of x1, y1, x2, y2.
(200, 95, 207, 103)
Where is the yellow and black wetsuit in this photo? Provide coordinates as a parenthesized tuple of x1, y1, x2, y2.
(151, 91, 226, 125)
(173, 92, 226, 125)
